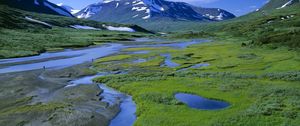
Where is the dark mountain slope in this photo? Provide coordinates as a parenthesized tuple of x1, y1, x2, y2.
(173, 0, 300, 48)
(0, 0, 73, 17)
(261, 0, 299, 10)
(0, 5, 151, 58)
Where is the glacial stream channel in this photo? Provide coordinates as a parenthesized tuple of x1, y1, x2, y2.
(67, 73, 136, 126)
(0, 38, 210, 126)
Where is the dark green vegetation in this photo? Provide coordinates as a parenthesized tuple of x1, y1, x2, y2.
(261, 0, 299, 10)
(212, 5, 300, 48)
(0, 5, 150, 58)
(0, 27, 146, 58)
(163, 3, 300, 49)
(152, 2, 300, 49)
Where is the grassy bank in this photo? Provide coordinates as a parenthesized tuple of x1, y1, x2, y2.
(0, 27, 147, 58)
(93, 36, 300, 126)
(0, 5, 151, 59)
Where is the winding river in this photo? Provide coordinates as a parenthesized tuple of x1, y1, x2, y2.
(68, 74, 136, 126)
(0, 38, 210, 126)
(0, 44, 124, 74)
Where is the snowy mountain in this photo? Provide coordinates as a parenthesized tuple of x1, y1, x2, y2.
(192, 7, 236, 21)
(0, 0, 73, 17)
(75, 2, 103, 19)
(56, 3, 80, 15)
(75, 0, 235, 23)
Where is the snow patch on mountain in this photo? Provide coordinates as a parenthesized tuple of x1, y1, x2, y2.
(103, 0, 120, 3)
(204, 9, 229, 21)
(103, 25, 135, 32)
(76, 3, 102, 18)
(70, 25, 99, 30)
(25, 17, 52, 28)
(133, 14, 139, 18)
(143, 9, 151, 19)
(277, 0, 293, 9)
(56, 3, 80, 14)
(131, 0, 152, 19)
(143, 0, 164, 12)
(132, 7, 147, 11)
(71, 10, 80, 14)
(133, 1, 145, 6)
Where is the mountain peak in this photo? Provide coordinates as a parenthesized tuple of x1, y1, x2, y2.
(75, 0, 235, 23)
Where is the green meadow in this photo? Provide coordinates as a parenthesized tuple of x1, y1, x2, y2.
(93, 35, 300, 126)
(0, 1, 299, 126)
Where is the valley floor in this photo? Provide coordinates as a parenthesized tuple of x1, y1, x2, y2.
(0, 1, 299, 126)
(0, 35, 299, 126)
(93, 36, 300, 126)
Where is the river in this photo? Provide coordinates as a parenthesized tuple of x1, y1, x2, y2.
(0, 38, 209, 126)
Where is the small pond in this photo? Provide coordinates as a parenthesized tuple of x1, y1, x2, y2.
(175, 93, 230, 110)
